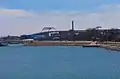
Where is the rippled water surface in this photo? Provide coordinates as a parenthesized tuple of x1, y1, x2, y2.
(0, 46, 120, 79)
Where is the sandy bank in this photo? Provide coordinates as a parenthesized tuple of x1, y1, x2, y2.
(23, 41, 92, 46)
(22, 40, 120, 51)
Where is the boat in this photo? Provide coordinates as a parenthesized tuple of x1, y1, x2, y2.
(0, 42, 8, 47)
(8, 43, 24, 47)
(82, 41, 100, 47)
(82, 45, 100, 47)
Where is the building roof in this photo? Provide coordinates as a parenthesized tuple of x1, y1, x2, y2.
(41, 27, 56, 32)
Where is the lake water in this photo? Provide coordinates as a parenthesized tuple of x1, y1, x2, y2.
(0, 46, 120, 79)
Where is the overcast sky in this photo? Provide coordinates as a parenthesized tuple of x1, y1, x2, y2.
(0, 0, 120, 36)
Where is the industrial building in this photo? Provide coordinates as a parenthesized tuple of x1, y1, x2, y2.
(20, 21, 120, 42)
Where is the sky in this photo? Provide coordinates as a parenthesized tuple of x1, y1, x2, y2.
(0, 0, 120, 36)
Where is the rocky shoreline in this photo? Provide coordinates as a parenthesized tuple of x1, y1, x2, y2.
(99, 42, 120, 51)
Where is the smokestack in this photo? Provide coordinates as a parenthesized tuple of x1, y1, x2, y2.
(72, 20, 74, 30)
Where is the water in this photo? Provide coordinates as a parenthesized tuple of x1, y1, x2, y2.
(0, 46, 120, 79)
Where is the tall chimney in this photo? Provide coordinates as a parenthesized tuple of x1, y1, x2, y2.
(72, 20, 74, 30)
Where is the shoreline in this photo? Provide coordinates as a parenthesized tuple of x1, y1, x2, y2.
(23, 41, 92, 46)
(99, 44, 120, 51)
(22, 40, 120, 51)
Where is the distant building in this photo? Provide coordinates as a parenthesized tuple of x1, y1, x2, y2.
(19, 21, 120, 42)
